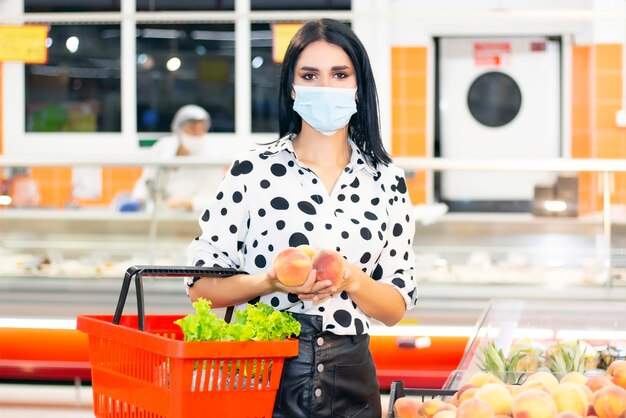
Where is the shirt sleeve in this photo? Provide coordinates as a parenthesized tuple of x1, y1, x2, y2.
(373, 167, 418, 310)
(186, 159, 250, 271)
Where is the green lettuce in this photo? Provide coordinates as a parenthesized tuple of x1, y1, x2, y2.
(174, 298, 300, 342)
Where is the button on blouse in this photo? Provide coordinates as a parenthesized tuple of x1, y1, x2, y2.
(188, 135, 418, 335)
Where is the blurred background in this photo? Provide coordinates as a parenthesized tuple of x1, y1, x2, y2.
(0, 0, 625, 416)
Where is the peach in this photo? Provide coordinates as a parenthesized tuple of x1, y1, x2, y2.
(592, 385, 626, 418)
(312, 249, 345, 286)
(458, 387, 479, 403)
(422, 398, 445, 417)
(507, 384, 522, 397)
(555, 413, 584, 418)
(469, 371, 503, 388)
(475, 382, 513, 415)
(607, 361, 626, 378)
(272, 247, 313, 286)
(612, 367, 626, 390)
(587, 375, 615, 393)
(561, 371, 589, 386)
(456, 398, 495, 418)
(454, 384, 478, 400)
(519, 379, 551, 394)
(581, 384, 595, 403)
(512, 389, 558, 418)
(393, 396, 424, 418)
(552, 382, 588, 415)
(526, 371, 560, 393)
(296, 244, 318, 258)
(432, 411, 455, 418)
(434, 403, 457, 413)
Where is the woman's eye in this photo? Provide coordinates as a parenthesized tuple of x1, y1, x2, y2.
(302, 73, 316, 80)
(334, 72, 348, 79)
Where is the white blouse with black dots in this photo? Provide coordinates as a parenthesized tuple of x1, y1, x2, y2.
(187, 135, 418, 335)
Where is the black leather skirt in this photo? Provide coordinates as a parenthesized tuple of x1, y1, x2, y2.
(273, 313, 381, 418)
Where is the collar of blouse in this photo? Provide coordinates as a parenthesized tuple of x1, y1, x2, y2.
(258, 134, 379, 177)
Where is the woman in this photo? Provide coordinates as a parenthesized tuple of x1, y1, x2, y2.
(132, 104, 223, 212)
(187, 19, 417, 417)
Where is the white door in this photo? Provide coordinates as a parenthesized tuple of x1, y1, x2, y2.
(438, 37, 561, 206)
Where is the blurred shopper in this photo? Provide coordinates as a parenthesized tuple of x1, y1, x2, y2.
(186, 19, 417, 417)
(131, 104, 224, 212)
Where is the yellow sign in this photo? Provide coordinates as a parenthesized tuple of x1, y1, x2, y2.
(0, 25, 48, 64)
(272, 23, 303, 64)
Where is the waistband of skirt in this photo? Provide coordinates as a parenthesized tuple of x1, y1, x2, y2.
(290, 312, 369, 344)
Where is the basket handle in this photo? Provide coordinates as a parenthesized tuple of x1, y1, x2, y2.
(113, 265, 245, 331)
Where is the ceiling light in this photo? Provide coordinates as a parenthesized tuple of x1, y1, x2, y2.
(66, 36, 79, 53)
(166, 57, 181, 72)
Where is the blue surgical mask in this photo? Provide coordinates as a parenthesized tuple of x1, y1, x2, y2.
(292, 85, 357, 136)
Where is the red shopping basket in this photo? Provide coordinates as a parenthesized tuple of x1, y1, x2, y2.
(77, 266, 299, 418)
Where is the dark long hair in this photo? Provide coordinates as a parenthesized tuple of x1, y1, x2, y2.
(278, 19, 392, 165)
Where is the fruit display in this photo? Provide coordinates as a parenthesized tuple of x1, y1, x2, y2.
(392, 361, 626, 418)
(389, 299, 626, 418)
(476, 339, 624, 385)
(272, 245, 345, 286)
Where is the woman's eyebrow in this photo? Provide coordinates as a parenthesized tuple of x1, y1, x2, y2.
(297, 65, 352, 71)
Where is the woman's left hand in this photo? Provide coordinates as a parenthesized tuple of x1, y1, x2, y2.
(332, 262, 362, 295)
(298, 262, 362, 302)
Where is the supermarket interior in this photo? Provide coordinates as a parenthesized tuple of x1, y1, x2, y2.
(1, 0, 626, 417)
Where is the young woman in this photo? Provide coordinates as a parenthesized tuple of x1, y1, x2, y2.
(187, 19, 417, 417)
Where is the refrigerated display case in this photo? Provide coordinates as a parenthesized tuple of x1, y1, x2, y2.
(445, 298, 626, 390)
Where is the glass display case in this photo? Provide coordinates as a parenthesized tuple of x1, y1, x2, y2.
(1, 157, 625, 293)
(446, 299, 626, 389)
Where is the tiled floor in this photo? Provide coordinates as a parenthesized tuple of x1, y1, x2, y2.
(0, 383, 393, 417)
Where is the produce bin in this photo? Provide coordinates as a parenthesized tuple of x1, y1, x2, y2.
(77, 265, 299, 418)
(386, 380, 456, 418)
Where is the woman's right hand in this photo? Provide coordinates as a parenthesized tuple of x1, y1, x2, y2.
(267, 268, 336, 302)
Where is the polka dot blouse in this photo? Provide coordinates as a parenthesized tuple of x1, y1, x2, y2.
(188, 135, 418, 335)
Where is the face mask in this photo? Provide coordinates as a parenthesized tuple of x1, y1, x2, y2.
(292, 85, 357, 136)
(179, 134, 206, 155)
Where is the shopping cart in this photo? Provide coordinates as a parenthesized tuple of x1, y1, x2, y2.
(386, 380, 457, 418)
(77, 265, 298, 418)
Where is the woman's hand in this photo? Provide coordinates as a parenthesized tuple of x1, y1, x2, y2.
(266, 268, 337, 302)
(166, 198, 193, 211)
(329, 262, 363, 296)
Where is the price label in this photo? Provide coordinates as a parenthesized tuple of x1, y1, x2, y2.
(0, 25, 49, 64)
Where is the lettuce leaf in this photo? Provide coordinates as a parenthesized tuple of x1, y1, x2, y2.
(174, 298, 301, 342)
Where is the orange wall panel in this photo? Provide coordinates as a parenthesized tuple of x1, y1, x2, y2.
(23, 166, 142, 208)
(391, 46, 428, 204)
(593, 44, 625, 208)
(572, 43, 625, 213)
(595, 44, 623, 70)
(571, 45, 593, 214)
(595, 72, 623, 101)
